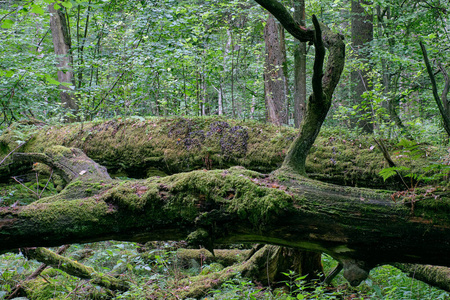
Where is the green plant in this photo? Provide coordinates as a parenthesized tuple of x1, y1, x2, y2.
(379, 139, 450, 188)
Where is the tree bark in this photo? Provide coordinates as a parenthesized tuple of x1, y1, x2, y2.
(264, 14, 288, 126)
(393, 263, 450, 292)
(281, 16, 345, 175)
(351, 0, 373, 133)
(293, 0, 307, 128)
(264, 10, 321, 283)
(48, 3, 79, 120)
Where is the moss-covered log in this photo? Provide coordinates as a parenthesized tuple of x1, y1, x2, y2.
(1, 147, 449, 286)
(22, 247, 128, 292)
(176, 248, 250, 267)
(1, 117, 438, 189)
(393, 263, 450, 292)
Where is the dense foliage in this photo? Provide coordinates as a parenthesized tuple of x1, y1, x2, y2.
(0, 0, 449, 142)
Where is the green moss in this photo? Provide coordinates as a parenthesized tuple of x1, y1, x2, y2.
(186, 228, 210, 248)
(146, 168, 168, 177)
(101, 181, 157, 211)
(38, 180, 114, 202)
(153, 168, 294, 227)
(5, 117, 445, 189)
(2, 117, 296, 178)
(412, 196, 450, 223)
(20, 198, 109, 232)
(44, 145, 72, 159)
(23, 277, 70, 300)
(200, 262, 225, 275)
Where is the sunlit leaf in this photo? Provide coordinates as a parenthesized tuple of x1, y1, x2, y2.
(31, 4, 45, 15)
(1, 19, 14, 29)
(61, 1, 73, 9)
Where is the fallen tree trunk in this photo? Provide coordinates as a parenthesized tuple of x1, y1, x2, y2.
(7, 245, 70, 299)
(393, 263, 450, 292)
(0, 117, 437, 189)
(22, 247, 128, 292)
(176, 248, 250, 267)
(1, 146, 449, 287)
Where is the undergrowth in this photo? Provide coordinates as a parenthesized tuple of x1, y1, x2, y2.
(0, 242, 448, 299)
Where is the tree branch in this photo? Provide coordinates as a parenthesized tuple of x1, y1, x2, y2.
(22, 247, 128, 291)
(280, 16, 345, 174)
(253, 0, 314, 42)
(419, 41, 450, 136)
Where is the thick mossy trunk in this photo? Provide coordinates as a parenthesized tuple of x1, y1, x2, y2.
(1, 117, 432, 189)
(1, 146, 450, 287)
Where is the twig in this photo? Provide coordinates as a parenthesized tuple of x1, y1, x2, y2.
(0, 7, 19, 23)
(0, 142, 25, 166)
(12, 176, 38, 198)
(39, 169, 54, 198)
(64, 279, 86, 299)
(373, 138, 409, 190)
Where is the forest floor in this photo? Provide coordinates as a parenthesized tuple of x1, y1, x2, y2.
(0, 239, 448, 299)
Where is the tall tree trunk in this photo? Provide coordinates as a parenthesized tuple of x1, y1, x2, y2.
(218, 85, 224, 116)
(48, 3, 78, 120)
(293, 0, 307, 128)
(350, 0, 373, 133)
(264, 14, 288, 126)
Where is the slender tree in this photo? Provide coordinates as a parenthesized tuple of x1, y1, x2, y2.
(293, 0, 307, 128)
(48, 2, 78, 120)
(350, 0, 373, 133)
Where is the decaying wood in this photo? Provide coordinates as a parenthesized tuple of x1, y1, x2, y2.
(6, 245, 70, 299)
(177, 248, 250, 267)
(22, 247, 128, 292)
(393, 263, 450, 292)
(1, 145, 450, 287)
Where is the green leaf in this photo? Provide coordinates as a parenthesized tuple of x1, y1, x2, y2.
(1, 19, 14, 29)
(31, 4, 45, 15)
(60, 82, 74, 89)
(5, 70, 15, 77)
(378, 167, 398, 181)
(53, 3, 61, 10)
(45, 75, 60, 85)
(61, 1, 73, 9)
